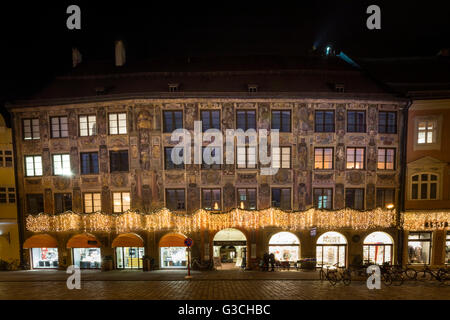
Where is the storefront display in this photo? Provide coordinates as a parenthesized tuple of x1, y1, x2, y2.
(407, 232, 432, 264)
(73, 248, 101, 269)
(363, 232, 393, 265)
(316, 231, 347, 267)
(116, 247, 144, 269)
(160, 247, 188, 268)
(213, 228, 247, 268)
(268, 232, 300, 262)
(31, 248, 58, 269)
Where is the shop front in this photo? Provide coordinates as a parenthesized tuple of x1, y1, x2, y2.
(407, 231, 432, 265)
(159, 233, 188, 269)
(67, 234, 102, 269)
(268, 232, 300, 262)
(213, 228, 247, 269)
(363, 231, 394, 265)
(446, 231, 450, 265)
(112, 233, 145, 269)
(23, 234, 59, 269)
(316, 231, 347, 267)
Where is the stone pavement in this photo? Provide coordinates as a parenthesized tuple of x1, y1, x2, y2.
(0, 270, 448, 300)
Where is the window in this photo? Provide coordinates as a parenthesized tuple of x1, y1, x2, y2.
(417, 120, 436, 144)
(0, 151, 13, 167)
(164, 147, 184, 170)
(201, 110, 220, 131)
(113, 192, 130, 213)
(408, 232, 432, 264)
(345, 188, 365, 210)
(377, 148, 395, 170)
(376, 188, 395, 208)
(236, 110, 256, 131)
(79, 115, 97, 136)
(109, 113, 127, 135)
(314, 148, 333, 169)
(202, 189, 221, 211)
(271, 188, 291, 210)
(248, 84, 258, 93)
(23, 118, 40, 140)
(363, 232, 393, 265)
(31, 248, 58, 269)
(165, 189, 185, 211)
(272, 147, 291, 169)
(54, 193, 72, 213)
(163, 111, 183, 132)
(202, 146, 221, 169)
(347, 111, 366, 133)
(52, 154, 71, 176)
(238, 188, 256, 210)
(110, 150, 129, 173)
(84, 193, 101, 213)
(346, 148, 365, 169)
(0, 188, 7, 203)
(237, 146, 257, 169)
(315, 111, 335, 132)
(168, 84, 179, 92)
(25, 156, 43, 176)
(80, 152, 99, 174)
(50, 116, 69, 138)
(314, 188, 333, 209)
(378, 111, 397, 134)
(26, 194, 44, 214)
(271, 110, 291, 132)
(7, 188, 15, 203)
(411, 173, 438, 200)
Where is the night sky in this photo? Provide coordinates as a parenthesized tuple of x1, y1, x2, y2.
(1, 1, 449, 107)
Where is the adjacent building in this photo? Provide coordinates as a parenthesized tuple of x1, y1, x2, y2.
(7, 54, 409, 270)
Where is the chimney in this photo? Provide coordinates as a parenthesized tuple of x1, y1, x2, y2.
(115, 40, 126, 66)
(72, 47, 82, 68)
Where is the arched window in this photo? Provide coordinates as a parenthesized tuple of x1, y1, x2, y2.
(268, 232, 300, 262)
(363, 232, 394, 265)
(316, 231, 347, 267)
(411, 173, 438, 200)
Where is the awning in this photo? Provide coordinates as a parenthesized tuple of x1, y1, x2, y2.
(159, 233, 186, 247)
(23, 234, 58, 249)
(67, 234, 101, 248)
(112, 233, 144, 248)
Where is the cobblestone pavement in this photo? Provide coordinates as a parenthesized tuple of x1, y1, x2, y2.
(0, 275, 448, 300)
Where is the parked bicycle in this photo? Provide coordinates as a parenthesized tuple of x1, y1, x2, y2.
(416, 265, 448, 285)
(319, 263, 351, 286)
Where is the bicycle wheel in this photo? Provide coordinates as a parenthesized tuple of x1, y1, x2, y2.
(392, 272, 404, 286)
(382, 273, 392, 286)
(342, 270, 351, 286)
(416, 271, 432, 281)
(404, 268, 417, 280)
(327, 272, 338, 286)
(437, 269, 449, 285)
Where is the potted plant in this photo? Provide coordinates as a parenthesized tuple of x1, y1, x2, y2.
(102, 255, 113, 271)
(142, 255, 152, 272)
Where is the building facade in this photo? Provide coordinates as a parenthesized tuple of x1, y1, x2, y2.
(403, 98, 450, 267)
(0, 113, 20, 268)
(7, 56, 408, 270)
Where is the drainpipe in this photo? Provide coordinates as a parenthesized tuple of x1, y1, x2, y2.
(398, 98, 412, 266)
(8, 108, 25, 268)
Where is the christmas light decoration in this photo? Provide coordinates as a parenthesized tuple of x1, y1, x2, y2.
(402, 210, 450, 231)
(25, 207, 399, 233)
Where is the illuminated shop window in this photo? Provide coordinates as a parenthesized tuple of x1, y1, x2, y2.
(268, 232, 300, 262)
(73, 248, 101, 269)
(316, 231, 347, 268)
(116, 247, 144, 269)
(407, 232, 432, 265)
(31, 248, 58, 269)
(363, 232, 393, 265)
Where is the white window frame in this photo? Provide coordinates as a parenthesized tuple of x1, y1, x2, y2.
(83, 193, 101, 213)
(113, 192, 130, 213)
(272, 147, 291, 169)
(52, 154, 71, 176)
(237, 146, 257, 169)
(23, 118, 40, 140)
(79, 115, 97, 137)
(109, 113, 127, 135)
(50, 116, 69, 138)
(410, 173, 439, 200)
(25, 155, 43, 177)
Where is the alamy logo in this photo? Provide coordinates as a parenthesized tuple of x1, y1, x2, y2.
(66, 265, 81, 289)
(170, 121, 280, 175)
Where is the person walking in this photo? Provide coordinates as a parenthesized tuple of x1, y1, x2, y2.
(269, 253, 275, 272)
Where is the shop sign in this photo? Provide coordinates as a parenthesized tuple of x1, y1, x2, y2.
(424, 221, 448, 229)
(322, 236, 341, 244)
(214, 241, 246, 246)
(310, 228, 317, 237)
(87, 240, 98, 245)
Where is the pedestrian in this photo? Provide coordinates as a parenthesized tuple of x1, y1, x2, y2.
(263, 253, 269, 271)
(269, 253, 275, 272)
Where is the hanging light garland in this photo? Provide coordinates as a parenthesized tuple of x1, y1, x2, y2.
(25, 207, 398, 233)
(402, 210, 450, 231)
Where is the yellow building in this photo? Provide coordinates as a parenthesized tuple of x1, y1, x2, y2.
(0, 113, 20, 269)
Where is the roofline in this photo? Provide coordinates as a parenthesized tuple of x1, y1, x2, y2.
(7, 92, 407, 110)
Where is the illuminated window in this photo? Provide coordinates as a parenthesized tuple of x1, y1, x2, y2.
(23, 118, 40, 140)
(237, 188, 256, 210)
(50, 116, 68, 138)
(346, 148, 365, 169)
(363, 232, 393, 265)
(113, 192, 130, 213)
(52, 154, 71, 176)
(272, 147, 291, 169)
(314, 188, 333, 209)
(237, 146, 257, 169)
(314, 148, 333, 169)
(84, 193, 101, 213)
(408, 232, 431, 265)
(411, 173, 438, 200)
(377, 148, 395, 170)
(25, 156, 43, 176)
(109, 113, 127, 135)
(79, 115, 97, 136)
(417, 120, 436, 144)
(202, 189, 221, 211)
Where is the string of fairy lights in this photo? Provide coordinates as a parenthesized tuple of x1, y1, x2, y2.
(402, 210, 450, 231)
(25, 207, 403, 234)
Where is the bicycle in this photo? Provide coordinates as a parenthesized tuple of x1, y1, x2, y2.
(416, 265, 448, 284)
(319, 263, 351, 286)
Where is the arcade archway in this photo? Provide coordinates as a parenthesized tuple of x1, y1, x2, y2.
(213, 228, 247, 269)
